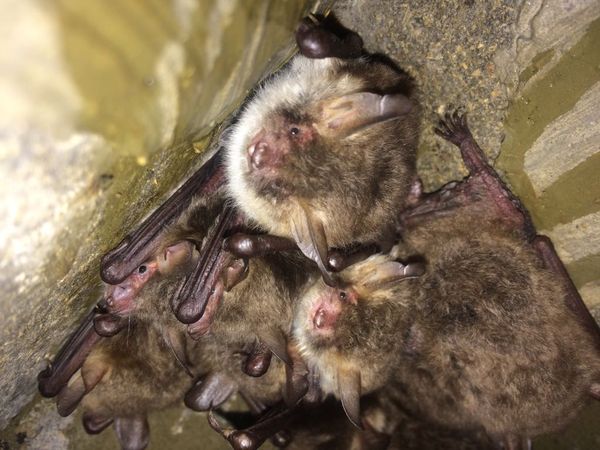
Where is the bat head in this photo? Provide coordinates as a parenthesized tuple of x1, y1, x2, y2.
(103, 242, 193, 317)
(226, 55, 419, 247)
(293, 254, 424, 399)
(104, 261, 159, 316)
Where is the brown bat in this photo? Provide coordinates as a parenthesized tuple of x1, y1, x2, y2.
(224, 17, 420, 280)
(291, 112, 600, 449)
(37, 237, 194, 400)
(42, 190, 318, 450)
(45, 248, 201, 450)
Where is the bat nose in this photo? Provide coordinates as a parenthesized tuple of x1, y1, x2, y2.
(249, 142, 271, 170)
(108, 284, 133, 307)
(313, 303, 340, 331)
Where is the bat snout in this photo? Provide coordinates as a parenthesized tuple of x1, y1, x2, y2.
(104, 284, 135, 315)
(310, 291, 343, 336)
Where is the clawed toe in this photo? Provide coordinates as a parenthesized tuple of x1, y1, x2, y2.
(435, 110, 471, 146)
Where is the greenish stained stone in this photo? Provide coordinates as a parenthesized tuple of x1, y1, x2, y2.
(497, 17, 600, 231)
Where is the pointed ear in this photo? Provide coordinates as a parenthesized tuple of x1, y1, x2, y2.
(361, 260, 425, 291)
(283, 343, 309, 407)
(258, 328, 290, 366)
(317, 92, 413, 138)
(338, 368, 362, 429)
(114, 415, 150, 450)
(56, 370, 86, 417)
(158, 242, 192, 274)
(291, 202, 335, 286)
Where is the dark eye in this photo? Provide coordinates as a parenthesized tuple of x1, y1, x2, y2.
(339, 291, 347, 301)
(289, 126, 300, 136)
(138, 265, 147, 274)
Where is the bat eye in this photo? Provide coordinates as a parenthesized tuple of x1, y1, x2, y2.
(138, 265, 147, 274)
(339, 291, 347, 301)
(289, 126, 300, 136)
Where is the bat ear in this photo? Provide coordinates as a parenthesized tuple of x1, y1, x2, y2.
(338, 368, 362, 429)
(291, 203, 336, 286)
(158, 242, 192, 274)
(317, 92, 413, 138)
(361, 260, 425, 291)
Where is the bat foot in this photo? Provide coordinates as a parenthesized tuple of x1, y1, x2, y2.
(295, 14, 363, 59)
(82, 412, 113, 434)
(432, 109, 536, 237)
(209, 402, 295, 450)
(434, 111, 471, 147)
(243, 341, 273, 377)
(184, 372, 236, 411)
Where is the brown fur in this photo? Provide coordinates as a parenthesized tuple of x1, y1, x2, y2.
(80, 269, 198, 421)
(79, 193, 317, 425)
(293, 192, 600, 442)
(199, 251, 314, 404)
(227, 55, 420, 249)
(389, 211, 600, 439)
(284, 391, 495, 450)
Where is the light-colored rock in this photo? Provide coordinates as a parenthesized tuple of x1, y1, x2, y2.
(580, 280, 600, 309)
(544, 211, 600, 264)
(525, 81, 600, 196)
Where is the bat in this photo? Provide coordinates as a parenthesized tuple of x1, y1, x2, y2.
(37, 239, 193, 399)
(291, 111, 600, 449)
(98, 14, 420, 330)
(291, 251, 425, 429)
(45, 252, 202, 450)
(42, 189, 317, 450)
(224, 15, 420, 282)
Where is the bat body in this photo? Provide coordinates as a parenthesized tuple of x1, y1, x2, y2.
(284, 392, 495, 450)
(224, 40, 420, 274)
(292, 113, 600, 447)
(56, 261, 200, 450)
(389, 213, 600, 445)
(186, 251, 314, 408)
(292, 252, 423, 427)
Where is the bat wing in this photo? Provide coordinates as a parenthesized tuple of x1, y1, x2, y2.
(101, 149, 226, 285)
(38, 308, 104, 398)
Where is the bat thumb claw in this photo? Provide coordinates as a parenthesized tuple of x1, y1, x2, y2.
(207, 410, 234, 439)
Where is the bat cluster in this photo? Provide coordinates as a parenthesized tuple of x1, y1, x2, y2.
(38, 15, 600, 450)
